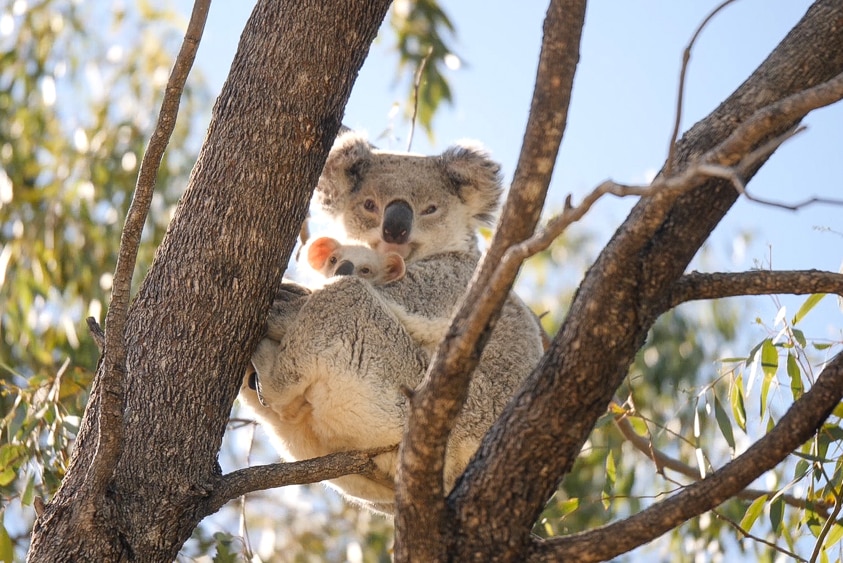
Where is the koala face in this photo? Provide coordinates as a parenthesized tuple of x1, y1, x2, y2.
(304, 236, 406, 284)
(315, 133, 503, 263)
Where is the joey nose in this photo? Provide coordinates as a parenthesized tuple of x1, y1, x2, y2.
(335, 261, 355, 276)
(382, 200, 413, 244)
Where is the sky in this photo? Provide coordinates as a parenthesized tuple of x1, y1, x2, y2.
(179, 0, 842, 344)
(172, 1, 841, 558)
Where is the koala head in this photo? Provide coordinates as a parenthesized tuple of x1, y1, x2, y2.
(314, 132, 503, 262)
(305, 236, 406, 284)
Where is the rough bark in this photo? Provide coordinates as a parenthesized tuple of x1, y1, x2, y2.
(27, 0, 390, 560)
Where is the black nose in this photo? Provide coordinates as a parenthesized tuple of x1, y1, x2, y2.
(335, 260, 355, 276)
(383, 200, 413, 244)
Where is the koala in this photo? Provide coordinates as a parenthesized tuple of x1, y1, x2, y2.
(305, 236, 406, 284)
(244, 132, 544, 514)
(303, 235, 452, 353)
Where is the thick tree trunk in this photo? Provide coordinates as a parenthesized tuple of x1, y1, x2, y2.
(27, 1, 390, 560)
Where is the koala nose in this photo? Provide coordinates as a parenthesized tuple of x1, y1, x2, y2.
(334, 261, 355, 276)
(382, 200, 413, 244)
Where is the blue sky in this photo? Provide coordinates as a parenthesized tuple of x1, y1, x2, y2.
(180, 0, 842, 345)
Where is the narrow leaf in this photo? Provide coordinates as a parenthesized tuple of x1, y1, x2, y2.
(769, 495, 784, 533)
(792, 293, 826, 325)
(713, 395, 735, 450)
(787, 353, 803, 400)
(760, 340, 778, 419)
(0, 520, 11, 563)
(730, 375, 747, 432)
(739, 494, 768, 532)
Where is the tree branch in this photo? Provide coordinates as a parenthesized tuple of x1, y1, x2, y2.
(202, 448, 393, 516)
(393, 1, 587, 560)
(527, 352, 843, 562)
(669, 270, 843, 308)
(87, 0, 210, 503)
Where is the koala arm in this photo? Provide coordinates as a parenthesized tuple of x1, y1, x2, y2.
(264, 281, 311, 341)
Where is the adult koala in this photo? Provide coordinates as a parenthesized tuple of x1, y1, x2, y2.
(243, 132, 544, 514)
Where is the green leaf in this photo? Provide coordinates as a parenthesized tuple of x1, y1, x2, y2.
(792, 328, 807, 348)
(0, 468, 15, 487)
(0, 515, 12, 563)
(739, 494, 768, 532)
(559, 497, 579, 516)
(824, 522, 843, 551)
(787, 353, 803, 400)
(730, 376, 747, 432)
(833, 402, 843, 419)
(792, 294, 826, 325)
(760, 339, 778, 418)
(21, 473, 35, 506)
(605, 450, 616, 484)
(814, 342, 833, 351)
(713, 395, 735, 450)
(769, 495, 784, 533)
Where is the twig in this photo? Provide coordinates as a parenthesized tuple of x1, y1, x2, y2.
(86, 0, 210, 502)
(809, 483, 843, 563)
(713, 508, 807, 562)
(406, 46, 434, 152)
(666, 0, 740, 176)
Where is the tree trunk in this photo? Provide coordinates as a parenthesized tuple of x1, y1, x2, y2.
(27, 1, 390, 560)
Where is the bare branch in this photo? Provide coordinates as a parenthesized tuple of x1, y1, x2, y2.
(87, 0, 210, 503)
(202, 447, 394, 516)
(406, 46, 434, 152)
(666, 0, 741, 175)
(668, 270, 843, 308)
(527, 352, 843, 562)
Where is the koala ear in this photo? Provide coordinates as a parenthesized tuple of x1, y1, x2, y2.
(306, 237, 340, 271)
(315, 132, 373, 213)
(439, 143, 504, 227)
(382, 253, 406, 283)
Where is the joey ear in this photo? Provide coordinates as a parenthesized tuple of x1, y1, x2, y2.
(315, 132, 373, 214)
(439, 142, 504, 227)
(383, 253, 406, 283)
(306, 237, 340, 270)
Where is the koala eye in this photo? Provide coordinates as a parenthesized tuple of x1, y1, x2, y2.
(421, 204, 438, 215)
(363, 199, 377, 212)
(359, 267, 371, 275)
(328, 256, 337, 265)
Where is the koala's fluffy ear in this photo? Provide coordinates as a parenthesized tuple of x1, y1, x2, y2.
(316, 133, 373, 213)
(306, 237, 340, 270)
(439, 143, 504, 227)
(383, 253, 406, 283)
